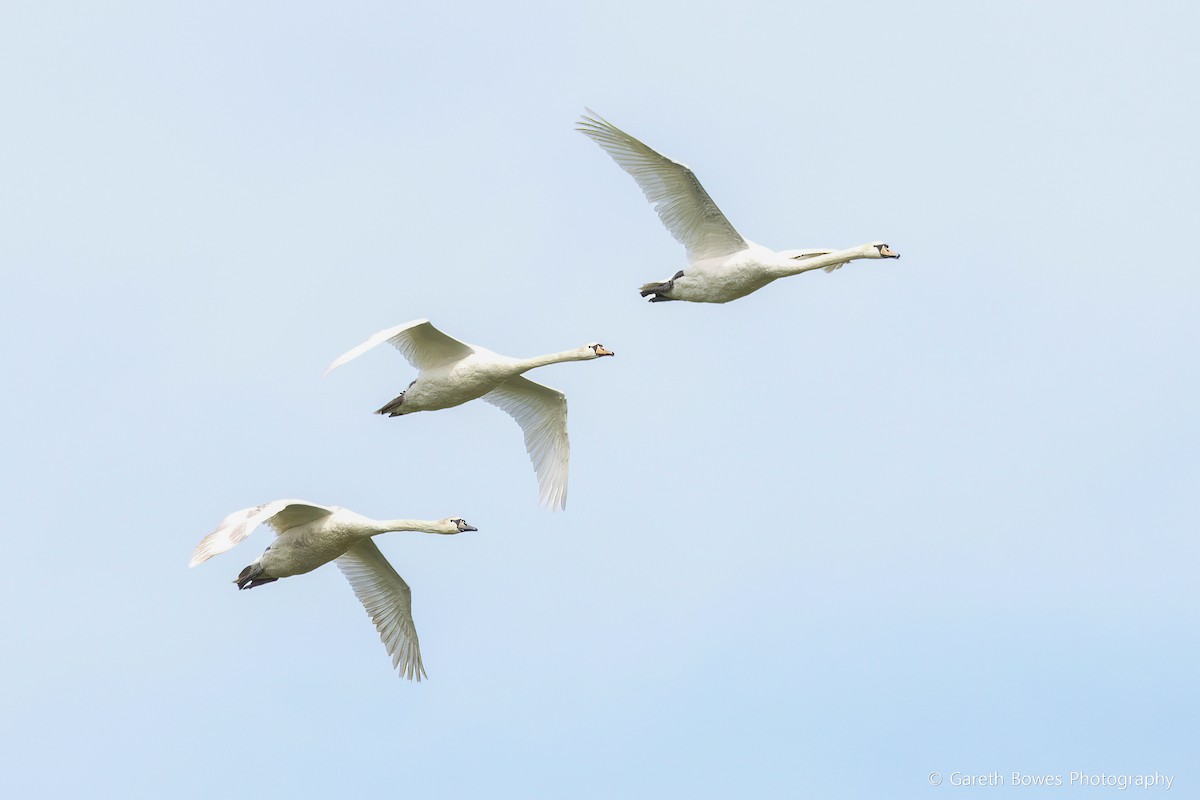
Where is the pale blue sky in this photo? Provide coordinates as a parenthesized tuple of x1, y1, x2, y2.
(1, 1, 1196, 797)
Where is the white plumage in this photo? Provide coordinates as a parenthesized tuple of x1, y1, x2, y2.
(324, 319, 613, 510)
(577, 109, 900, 303)
(190, 500, 477, 680)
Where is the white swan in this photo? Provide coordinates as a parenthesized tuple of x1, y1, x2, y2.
(189, 500, 477, 680)
(323, 319, 614, 510)
(577, 110, 900, 304)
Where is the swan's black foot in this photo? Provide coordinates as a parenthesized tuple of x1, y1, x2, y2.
(638, 271, 684, 301)
(235, 564, 277, 590)
(376, 381, 416, 417)
(376, 393, 406, 416)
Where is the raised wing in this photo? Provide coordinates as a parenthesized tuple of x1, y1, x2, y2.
(336, 540, 426, 681)
(189, 500, 334, 567)
(323, 319, 474, 376)
(483, 375, 570, 511)
(577, 109, 748, 263)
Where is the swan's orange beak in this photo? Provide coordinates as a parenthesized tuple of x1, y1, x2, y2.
(594, 346, 615, 357)
(879, 245, 900, 259)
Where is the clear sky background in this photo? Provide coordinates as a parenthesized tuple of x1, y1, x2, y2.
(1, 1, 1196, 797)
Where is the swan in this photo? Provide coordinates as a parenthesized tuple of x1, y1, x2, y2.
(577, 110, 900, 304)
(323, 319, 614, 510)
(189, 499, 478, 680)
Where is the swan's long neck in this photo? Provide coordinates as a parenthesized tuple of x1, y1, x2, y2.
(512, 349, 590, 373)
(358, 518, 443, 537)
(771, 244, 875, 277)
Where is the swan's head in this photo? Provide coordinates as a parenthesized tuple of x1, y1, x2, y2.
(868, 242, 900, 259)
(441, 517, 478, 534)
(585, 343, 615, 358)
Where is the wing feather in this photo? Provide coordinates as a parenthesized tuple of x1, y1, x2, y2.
(188, 500, 334, 567)
(323, 319, 474, 376)
(577, 109, 748, 263)
(483, 375, 570, 511)
(336, 540, 427, 681)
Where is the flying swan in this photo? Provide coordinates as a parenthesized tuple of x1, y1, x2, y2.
(323, 319, 614, 510)
(577, 109, 900, 304)
(189, 499, 478, 680)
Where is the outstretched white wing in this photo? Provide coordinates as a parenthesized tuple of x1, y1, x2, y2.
(323, 319, 474, 376)
(577, 109, 748, 263)
(483, 375, 570, 511)
(336, 540, 427, 681)
(188, 500, 334, 567)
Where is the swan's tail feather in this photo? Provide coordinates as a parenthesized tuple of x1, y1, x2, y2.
(639, 280, 670, 297)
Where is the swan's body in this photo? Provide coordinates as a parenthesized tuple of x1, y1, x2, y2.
(190, 500, 477, 680)
(324, 319, 613, 510)
(577, 110, 900, 303)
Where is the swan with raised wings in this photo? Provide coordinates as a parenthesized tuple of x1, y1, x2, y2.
(323, 319, 613, 510)
(577, 109, 900, 303)
(190, 499, 477, 680)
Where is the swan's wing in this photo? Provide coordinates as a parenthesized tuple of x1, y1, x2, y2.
(483, 375, 570, 511)
(263, 503, 336, 534)
(577, 109, 748, 263)
(323, 319, 474, 376)
(336, 540, 427, 681)
(189, 500, 334, 567)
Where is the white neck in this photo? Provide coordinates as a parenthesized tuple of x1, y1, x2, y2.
(359, 518, 447, 537)
(513, 348, 592, 372)
(770, 243, 877, 277)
